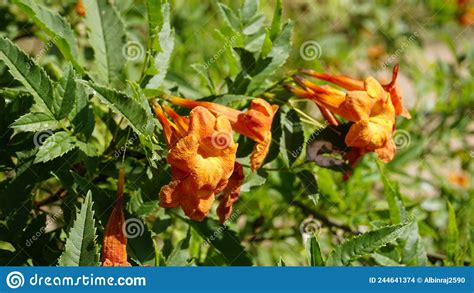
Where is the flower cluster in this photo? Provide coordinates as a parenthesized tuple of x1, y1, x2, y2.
(286, 65, 410, 167)
(152, 98, 277, 223)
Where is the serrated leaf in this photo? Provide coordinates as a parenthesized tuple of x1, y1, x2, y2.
(0, 37, 55, 113)
(10, 112, 59, 132)
(83, 0, 126, 84)
(34, 131, 77, 163)
(281, 109, 304, 165)
(146, 2, 174, 89)
(70, 80, 94, 138)
(326, 223, 410, 266)
(88, 83, 148, 134)
(58, 191, 99, 266)
(13, 0, 83, 75)
(54, 64, 76, 120)
(76, 140, 98, 157)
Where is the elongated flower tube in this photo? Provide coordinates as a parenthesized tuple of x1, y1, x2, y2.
(102, 168, 130, 266)
(287, 66, 411, 163)
(152, 102, 238, 221)
(300, 65, 411, 119)
(167, 96, 278, 171)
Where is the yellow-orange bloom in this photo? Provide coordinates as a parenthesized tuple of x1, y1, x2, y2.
(102, 168, 130, 266)
(288, 66, 410, 163)
(167, 96, 278, 171)
(152, 103, 238, 221)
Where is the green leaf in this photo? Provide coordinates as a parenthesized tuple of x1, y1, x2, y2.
(371, 253, 400, 266)
(185, 217, 252, 266)
(447, 201, 460, 265)
(0, 37, 55, 113)
(146, 2, 174, 89)
(88, 83, 148, 134)
(296, 170, 319, 205)
(241, 0, 259, 24)
(146, 0, 163, 30)
(277, 257, 286, 266)
(34, 131, 77, 163)
(326, 223, 410, 266)
(306, 235, 324, 266)
(70, 80, 94, 138)
(281, 109, 304, 165)
(401, 218, 428, 265)
(217, 3, 240, 32)
(246, 21, 293, 95)
(269, 0, 283, 40)
(10, 112, 59, 132)
(377, 162, 427, 265)
(54, 64, 77, 120)
(127, 218, 156, 266)
(377, 161, 407, 224)
(13, 0, 84, 75)
(58, 191, 99, 266)
(83, 0, 126, 84)
(166, 228, 192, 266)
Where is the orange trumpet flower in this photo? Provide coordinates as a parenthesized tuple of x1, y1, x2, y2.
(287, 66, 410, 163)
(102, 168, 130, 266)
(152, 102, 238, 221)
(167, 96, 278, 171)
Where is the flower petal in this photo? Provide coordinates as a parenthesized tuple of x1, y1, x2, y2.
(217, 163, 245, 223)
